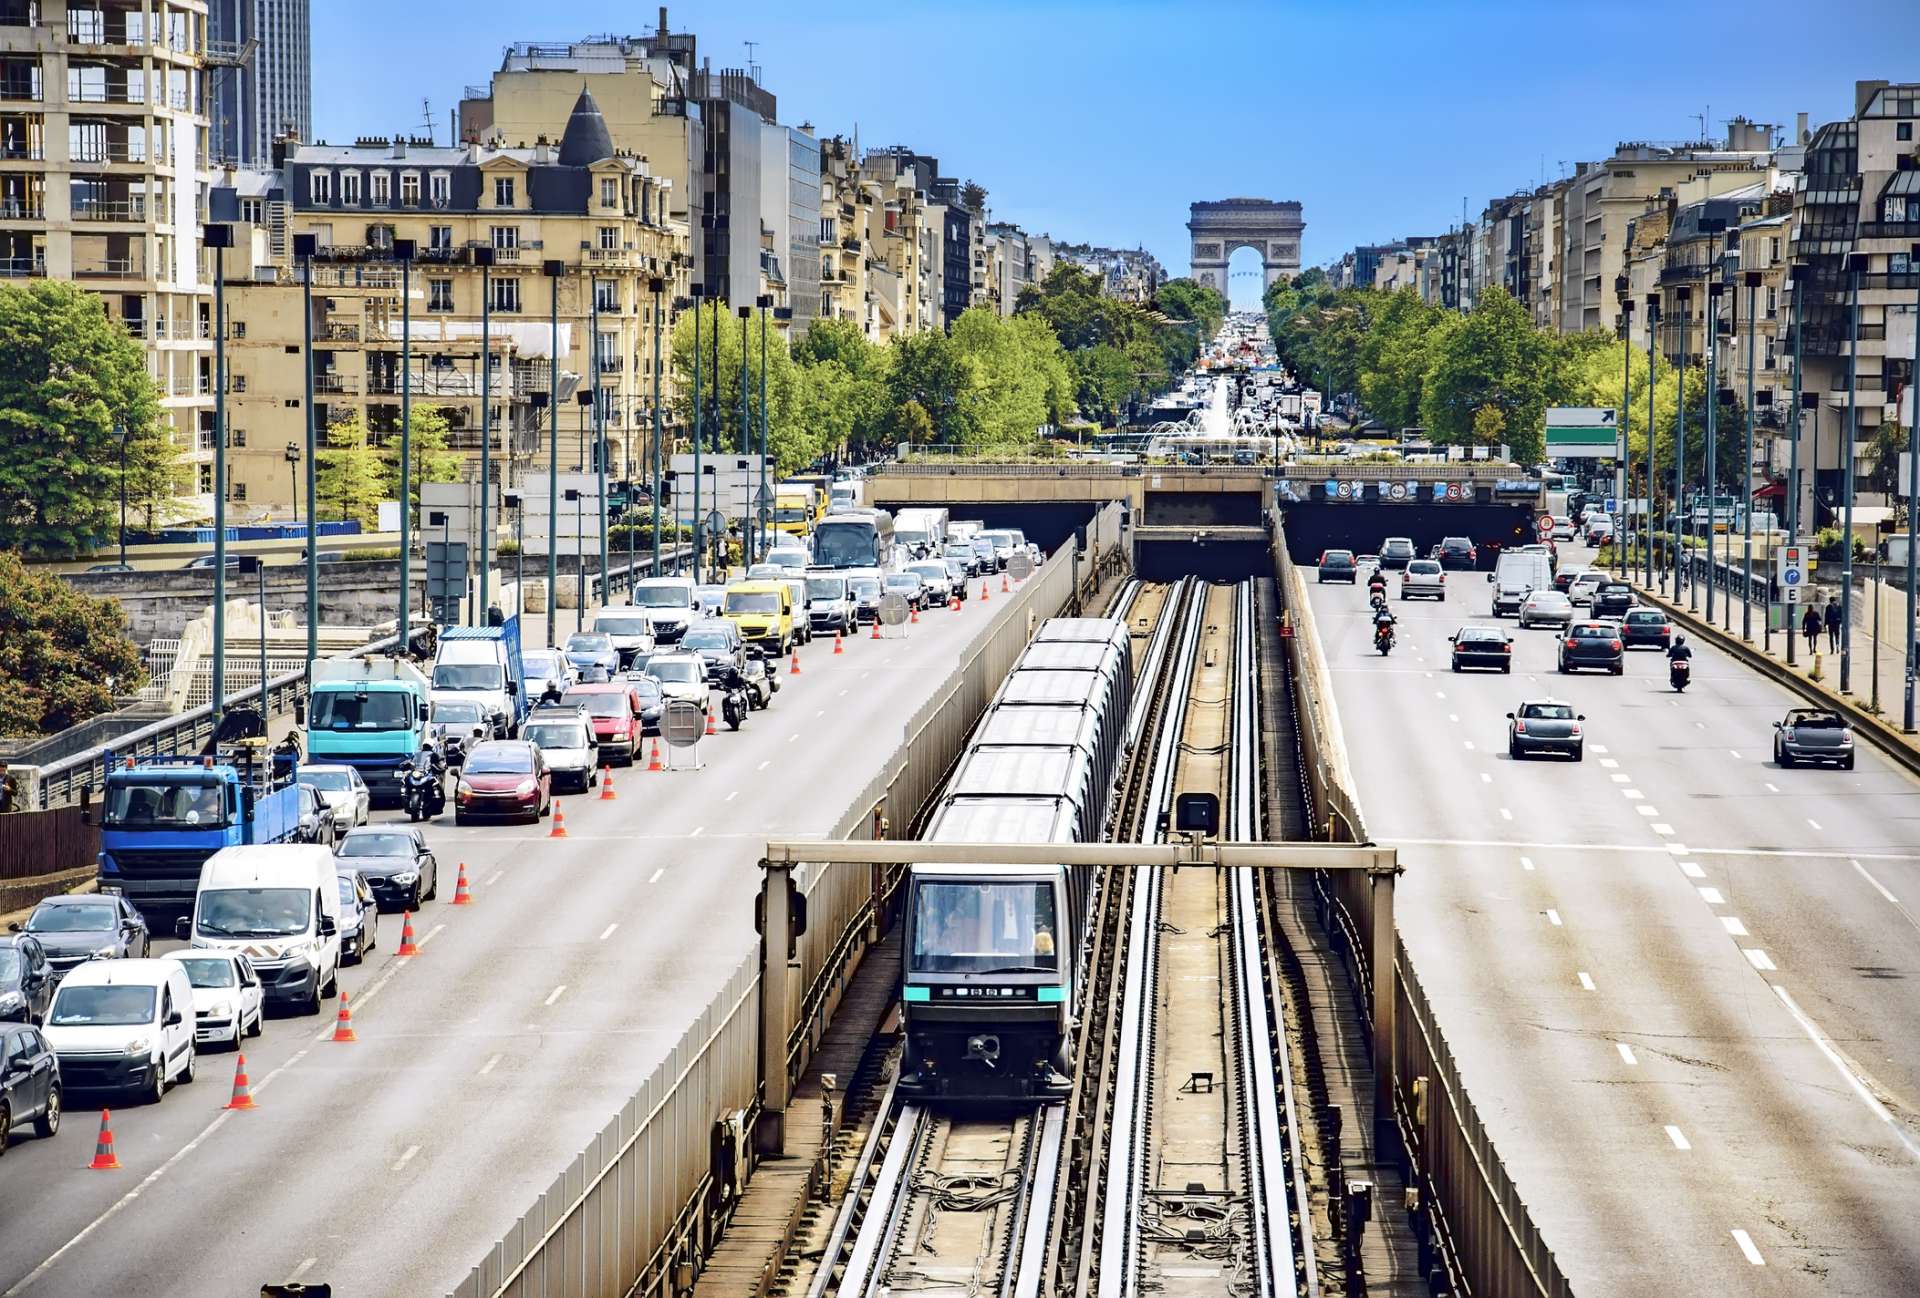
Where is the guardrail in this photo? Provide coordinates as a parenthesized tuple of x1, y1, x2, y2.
(1272, 516, 1573, 1298)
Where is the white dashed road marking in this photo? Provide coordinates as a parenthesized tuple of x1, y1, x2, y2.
(1577, 971, 1596, 991)
(1679, 860, 1705, 878)
(392, 1144, 421, 1172)
(1698, 887, 1725, 904)
(1519, 856, 1535, 871)
(543, 984, 567, 1007)
(1721, 917, 1749, 936)
(1665, 1126, 1691, 1150)
(1732, 1230, 1765, 1266)
(598, 923, 618, 941)
(1808, 818, 1823, 831)
(1545, 909, 1562, 926)
(1617, 1043, 1638, 1065)
(478, 1054, 500, 1076)
(1745, 950, 1777, 971)
(647, 868, 664, 884)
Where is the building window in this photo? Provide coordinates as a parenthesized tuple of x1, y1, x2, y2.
(490, 225, 518, 252)
(429, 172, 450, 206)
(367, 223, 394, 250)
(1901, 122, 1915, 142)
(228, 479, 246, 502)
(238, 198, 262, 224)
(598, 226, 618, 250)
(821, 217, 836, 243)
(340, 171, 361, 206)
(493, 176, 515, 208)
(400, 173, 420, 206)
(594, 279, 617, 311)
(600, 177, 617, 209)
(1893, 251, 1912, 276)
(491, 278, 520, 312)
(428, 278, 453, 312)
(429, 224, 452, 252)
(198, 464, 213, 494)
(595, 330, 618, 368)
(309, 170, 331, 204)
(370, 171, 390, 206)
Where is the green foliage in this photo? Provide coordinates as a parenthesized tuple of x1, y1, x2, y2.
(314, 416, 387, 527)
(1355, 289, 1443, 429)
(887, 329, 975, 443)
(1418, 287, 1556, 462)
(1015, 265, 1211, 426)
(0, 281, 174, 555)
(379, 405, 460, 510)
(0, 550, 145, 736)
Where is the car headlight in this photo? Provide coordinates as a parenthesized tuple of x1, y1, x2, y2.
(93, 944, 119, 958)
(1839, 733, 1853, 745)
(392, 871, 419, 886)
(515, 778, 537, 796)
(124, 1037, 150, 1056)
(457, 779, 474, 795)
(610, 727, 628, 739)
(281, 940, 311, 959)
(206, 999, 232, 1018)
(0, 991, 23, 1012)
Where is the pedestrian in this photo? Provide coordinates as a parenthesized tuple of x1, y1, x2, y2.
(1824, 595, 1842, 653)
(1801, 605, 1821, 656)
(0, 772, 16, 814)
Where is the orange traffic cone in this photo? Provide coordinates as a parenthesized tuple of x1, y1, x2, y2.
(870, 618, 881, 640)
(833, 633, 844, 654)
(224, 1053, 257, 1109)
(951, 593, 961, 612)
(910, 604, 919, 624)
(451, 862, 473, 906)
(549, 804, 568, 838)
(980, 581, 990, 602)
(331, 991, 356, 1043)
(705, 707, 717, 736)
(600, 765, 617, 800)
(789, 649, 801, 675)
(1002, 573, 1011, 592)
(397, 911, 419, 957)
(88, 1109, 121, 1170)
(647, 740, 664, 772)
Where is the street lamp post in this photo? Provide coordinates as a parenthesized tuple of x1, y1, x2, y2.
(476, 244, 495, 625)
(284, 443, 299, 524)
(1673, 285, 1691, 605)
(295, 235, 317, 672)
(691, 285, 705, 584)
(1705, 277, 1723, 625)
(1905, 242, 1920, 732)
(649, 277, 665, 579)
(1841, 252, 1866, 695)
(565, 488, 584, 634)
(1615, 281, 1633, 572)
(396, 237, 416, 648)
(579, 389, 598, 604)
(117, 422, 129, 566)
(756, 295, 773, 558)
(1743, 270, 1760, 641)
(737, 305, 751, 561)
(1645, 295, 1660, 591)
(504, 491, 523, 607)
(1786, 263, 1805, 667)
(205, 222, 233, 725)
(544, 259, 564, 645)
(591, 290, 607, 602)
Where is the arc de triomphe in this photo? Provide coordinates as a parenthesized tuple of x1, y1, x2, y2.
(1188, 199, 1305, 298)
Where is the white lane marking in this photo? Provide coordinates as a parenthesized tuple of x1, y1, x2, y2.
(1651, 824, 1675, 836)
(1610, 773, 1632, 783)
(1546, 909, 1562, 926)
(1577, 971, 1596, 991)
(598, 922, 619, 941)
(288, 1259, 318, 1284)
(1599, 758, 1619, 769)
(1665, 1125, 1692, 1151)
(758, 760, 770, 771)
(1590, 744, 1609, 754)
(1519, 855, 1535, 871)
(1480, 773, 1492, 783)
(543, 984, 567, 1007)
(647, 867, 665, 884)
(689, 825, 704, 837)
(1449, 714, 1460, 723)
(1464, 740, 1475, 750)
(485, 871, 503, 887)
(1764, 782, 1779, 793)
(1623, 789, 1644, 800)
(724, 790, 738, 802)
(416, 922, 447, 950)
(1731, 1230, 1765, 1266)
(1745, 949, 1777, 971)
(861, 670, 872, 679)
(1617, 1043, 1638, 1066)
(815, 709, 826, 719)
(1721, 917, 1749, 936)
(1435, 690, 1446, 699)
(1698, 887, 1726, 904)
(789, 733, 799, 743)
(1377, 837, 1920, 863)
(1666, 842, 1689, 855)
(478, 1053, 501, 1076)
(392, 1143, 421, 1172)
(1499, 807, 1513, 821)
(1851, 859, 1910, 916)
(1774, 985, 1920, 1161)
(1695, 721, 1706, 730)
(1729, 750, 1742, 760)
(1679, 860, 1706, 878)
(1635, 804, 1659, 816)
(1807, 818, 1823, 831)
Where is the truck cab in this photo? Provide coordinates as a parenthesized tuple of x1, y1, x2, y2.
(304, 656, 429, 807)
(772, 488, 816, 539)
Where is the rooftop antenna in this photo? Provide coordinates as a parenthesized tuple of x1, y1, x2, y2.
(744, 39, 760, 84)
(420, 98, 435, 145)
(1695, 109, 1708, 143)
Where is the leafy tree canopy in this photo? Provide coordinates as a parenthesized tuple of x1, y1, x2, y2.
(0, 549, 146, 736)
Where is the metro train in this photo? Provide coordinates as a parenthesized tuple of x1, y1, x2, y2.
(897, 617, 1134, 1102)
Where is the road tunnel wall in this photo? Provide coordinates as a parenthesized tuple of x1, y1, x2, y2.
(1277, 501, 1536, 569)
(868, 497, 1097, 557)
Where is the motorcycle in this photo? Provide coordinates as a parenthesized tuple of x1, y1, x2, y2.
(1669, 656, 1691, 692)
(717, 665, 750, 731)
(401, 758, 446, 822)
(1375, 622, 1395, 656)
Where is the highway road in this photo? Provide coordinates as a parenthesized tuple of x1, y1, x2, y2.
(0, 593, 1014, 1298)
(1304, 545, 1920, 1294)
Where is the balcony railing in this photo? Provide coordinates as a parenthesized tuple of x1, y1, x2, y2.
(592, 354, 624, 374)
(313, 374, 358, 395)
(0, 254, 43, 277)
(0, 82, 43, 104)
(490, 245, 522, 263)
(586, 247, 635, 265)
(70, 140, 145, 164)
(0, 199, 44, 220)
(0, 143, 42, 161)
(1857, 221, 1920, 241)
(75, 257, 141, 277)
(320, 321, 359, 342)
(66, 86, 147, 106)
(72, 197, 145, 221)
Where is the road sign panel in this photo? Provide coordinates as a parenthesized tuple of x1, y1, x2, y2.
(1008, 553, 1034, 582)
(662, 699, 705, 748)
(878, 593, 910, 627)
(1784, 585, 1803, 605)
(1536, 513, 1555, 537)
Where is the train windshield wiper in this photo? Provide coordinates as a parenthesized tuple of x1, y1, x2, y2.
(984, 964, 1056, 974)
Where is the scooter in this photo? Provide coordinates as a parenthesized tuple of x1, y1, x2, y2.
(1669, 656, 1691, 692)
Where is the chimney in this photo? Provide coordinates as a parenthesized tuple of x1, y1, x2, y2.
(1796, 111, 1809, 145)
(658, 5, 668, 38)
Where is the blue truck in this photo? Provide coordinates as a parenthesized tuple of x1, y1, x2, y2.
(304, 655, 432, 806)
(93, 746, 304, 913)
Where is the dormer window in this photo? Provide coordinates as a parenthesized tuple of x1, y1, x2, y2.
(310, 170, 331, 205)
(370, 171, 390, 206)
(340, 170, 361, 206)
(400, 172, 420, 206)
(494, 176, 515, 208)
(601, 177, 617, 209)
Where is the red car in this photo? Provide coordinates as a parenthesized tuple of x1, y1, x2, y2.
(454, 740, 552, 824)
(560, 682, 644, 763)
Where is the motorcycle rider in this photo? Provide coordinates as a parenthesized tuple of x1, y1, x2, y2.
(1666, 633, 1692, 686)
(1372, 602, 1397, 650)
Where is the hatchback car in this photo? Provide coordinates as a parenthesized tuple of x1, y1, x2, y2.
(1507, 699, 1586, 760)
(885, 571, 929, 610)
(1584, 516, 1615, 546)
(1399, 559, 1446, 600)
(293, 782, 337, 848)
(1378, 537, 1418, 569)
(518, 649, 576, 699)
(1591, 581, 1634, 619)
(1435, 537, 1477, 570)
(560, 682, 643, 762)
(1774, 709, 1855, 769)
(1619, 607, 1673, 649)
(161, 949, 263, 1048)
(335, 870, 379, 963)
(298, 765, 369, 830)
(1567, 571, 1609, 607)
(1317, 550, 1358, 583)
(11, 895, 149, 980)
(1516, 590, 1575, 629)
(681, 618, 749, 680)
(0, 1024, 61, 1152)
(1557, 621, 1625, 675)
(524, 707, 601, 790)
(1449, 626, 1513, 672)
(645, 654, 712, 713)
(1550, 516, 1578, 541)
(563, 633, 620, 678)
(0, 936, 54, 1025)
(335, 825, 442, 905)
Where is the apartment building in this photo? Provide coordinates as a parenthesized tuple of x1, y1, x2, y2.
(205, 0, 306, 168)
(1055, 240, 1165, 303)
(983, 221, 1050, 317)
(208, 89, 688, 517)
(1, 0, 215, 511)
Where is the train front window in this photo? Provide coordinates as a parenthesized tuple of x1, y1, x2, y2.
(911, 881, 1058, 974)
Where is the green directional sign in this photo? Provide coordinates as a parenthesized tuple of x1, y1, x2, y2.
(1545, 407, 1619, 460)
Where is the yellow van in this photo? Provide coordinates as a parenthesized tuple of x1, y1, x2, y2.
(722, 580, 796, 655)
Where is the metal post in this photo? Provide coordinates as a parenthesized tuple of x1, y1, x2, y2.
(1674, 286, 1691, 604)
(1743, 272, 1759, 641)
(1369, 866, 1397, 1158)
(257, 559, 267, 715)
(546, 260, 563, 645)
(1646, 296, 1659, 591)
(208, 223, 231, 724)
(759, 296, 773, 558)
(1618, 289, 1633, 573)
(1706, 279, 1721, 624)
(757, 860, 793, 1155)
(300, 240, 317, 671)
(1787, 269, 1804, 667)
(478, 244, 494, 626)
(397, 240, 415, 648)
(117, 423, 128, 566)
(738, 306, 751, 561)
(593, 291, 608, 602)
(650, 278, 665, 578)
(1906, 246, 1919, 732)
(692, 287, 704, 583)
(709, 289, 721, 579)
(1842, 253, 1863, 695)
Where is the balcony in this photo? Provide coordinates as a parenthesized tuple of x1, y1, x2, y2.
(0, 82, 41, 105)
(71, 139, 145, 165)
(490, 245, 523, 264)
(592, 354, 624, 374)
(313, 374, 358, 395)
(0, 253, 43, 276)
(585, 247, 635, 266)
(320, 321, 359, 343)
(1658, 262, 1710, 286)
(74, 255, 142, 278)
(1857, 221, 1920, 241)
(0, 199, 44, 220)
(72, 197, 146, 222)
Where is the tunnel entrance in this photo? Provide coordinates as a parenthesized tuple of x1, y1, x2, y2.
(1276, 502, 1536, 570)
(867, 499, 1098, 556)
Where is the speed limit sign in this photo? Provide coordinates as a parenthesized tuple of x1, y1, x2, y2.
(1536, 513, 1555, 538)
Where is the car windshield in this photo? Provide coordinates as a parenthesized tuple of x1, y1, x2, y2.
(943, 545, 972, 559)
(630, 677, 662, 699)
(300, 771, 351, 791)
(1625, 611, 1664, 624)
(773, 505, 809, 521)
(851, 580, 882, 599)
(649, 660, 703, 685)
(814, 521, 880, 567)
(563, 691, 627, 718)
(102, 780, 226, 828)
(431, 663, 501, 691)
(196, 888, 310, 938)
(768, 553, 809, 569)
(526, 722, 589, 749)
(632, 586, 692, 608)
(1791, 713, 1847, 729)
(726, 592, 782, 614)
(337, 832, 415, 858)
(911, 881, 1059, 974)
(682, 628, 729, 650)
(806, 576, 847, 599)
(49, 985, 155, 1027)
(909, 565, 946, 582)
(27, 904, 115, 934)
(593, 616, 650, 636)
(1458, 629, 1500, 642)
(1530, 593, 1569, 606)
(431, 700, 485, 723)
(1521, 703, 1575, 720)
(1408, 562, 1440, 574)
(465, 746, 532, 774)
(565, 635, 613, 654)
(1323, 552, 1354, 564)
(175, 956, 237, 989)
(886, 575, 918, 589)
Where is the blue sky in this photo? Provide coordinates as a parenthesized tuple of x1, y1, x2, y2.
(317, 1, 1920, 310)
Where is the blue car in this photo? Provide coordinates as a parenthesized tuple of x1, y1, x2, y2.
(562, 632, 619, 678)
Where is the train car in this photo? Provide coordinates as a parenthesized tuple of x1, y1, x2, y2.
(897, 617, 1131, 1103)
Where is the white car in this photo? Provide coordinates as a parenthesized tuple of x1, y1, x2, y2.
(1550, 516, 1578, 541)
(1584, 517, 1615, 545)
(907, 560, 955, 603)
(523, 706, 600, 793)
(1518, 590, 1576, 628)
(645, 654, 711, 713)
(297, 765, 369, 829)
(1568, 571, 1609, 607)
(162, 949, 263, 1049)
(1398, 559, 1446, 601)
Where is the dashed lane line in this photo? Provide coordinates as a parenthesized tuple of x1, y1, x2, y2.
(1577, 971, 1596, 991)
(478, 1054, 501, 1076)
(1378, 836, 1920, 862)
(1731, 1230, 1766, 1266)
(392, 1144, 421, 1172)
(598, 923, 618, 941)
(1617, 1043, 1638, 1066)
(1545, 909, 1562, 926)
(1665, 1126, 1692, 1151)
(1745, 950, 1777, 971)
(1698, 887, 1725, 904)
(1721, 917, 1749, 937)
(543, 984, 567, 1007)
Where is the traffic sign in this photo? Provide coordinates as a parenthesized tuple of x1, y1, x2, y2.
(1776, 545, 1809, 588)
(878, 593, 910, 627)
(1008, 553, 1034, 582)
(1604, 496, 1618, 515)
(1784, 585, 1803, 605)
(1536, 513, 1555, 538)
(662, 699, 705, 748)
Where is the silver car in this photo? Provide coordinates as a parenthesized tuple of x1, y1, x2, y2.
(297, 765, 369, 829)
(1397, 559, 1446, 601)
(1517, 589, 1576, 629)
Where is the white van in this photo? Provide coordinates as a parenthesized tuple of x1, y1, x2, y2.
(1489, 550, 1554, 617)
(184, 845, 341, 1016)
(630, 576, 697, 644)
(43, 959, 198, 1102)
(588, 606, 658, 667)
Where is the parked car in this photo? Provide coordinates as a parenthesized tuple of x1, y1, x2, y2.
(1516, 590, 1575, 629)
(1773, 708, 1855, 769)
(85, 562, 135, 574)
(10, 895, 149, 980)
(1399, 559, 1446, 600)
(0, 1024, 62, 1150)
(335, 870, 379, 964)
(160, 949, 263, 1049)
(523, 705, 601, 791)
(335, 825, 441, 907)
(298, 764, 370, 830)
(1317, 550, 1358, 583)
(1619, 607, 1673, 649)
(1557, 621, 1625, 675)
(1449, 626, 1514, 672)
(1507, 699, 1586, 761)
(0, 935, 54, 1025)
(181, 554, 241, 571)
(43, 958, 197, 1102)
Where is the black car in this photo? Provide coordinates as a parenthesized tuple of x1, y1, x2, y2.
(10, 896, 149, 979)
(1449, 626, 1514, 672)
(0, 935, 54, 1024)
(1619, 608, 1673, 649)
(293, 782, 336, 847)
(1378, 537, 1418, 570)
(1591, 581, 1634, 619)
(1436, 537, 1478, 570)
(629, 674, 665, 735)
(1774, 709, 1855, 769)
(1317, 550, 1358, 583)
(336, 871, 380, 965)
(334, 827, 439, 911)
(1557, 621, 1624, 675)
(0, 1024, 62, 1153)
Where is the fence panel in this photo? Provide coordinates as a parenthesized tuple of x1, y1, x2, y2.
(0, 807, 99, 883)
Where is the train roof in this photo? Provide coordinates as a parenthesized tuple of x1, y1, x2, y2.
(1016, 642, 1124, 673)
(1034, 618, 1129, 648)
(947, 745, 1087, 801)
(996, 670, 1110, 707)
(975, 703, 1104, 750)
(925, 795, 1079, 844)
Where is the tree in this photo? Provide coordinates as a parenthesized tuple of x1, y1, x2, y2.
(669, 301, 819, 470)
(1072, 344, 1135, 427)
(1420, 286, 1555, 462)
(1471, 405, 1507, 447)
(380, 405, 460, 511)
(1356, 289, 1443, 429)
(0, 550, 145, 736)
(888, 330, 976, 443)
(1154, 278, 1228, 342)
(314, 416, 387, 526)
(0, 280, 173, 555)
